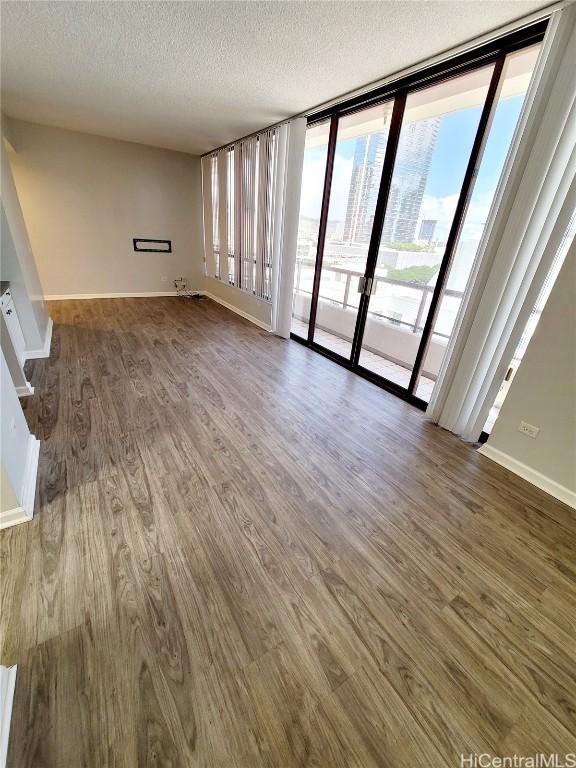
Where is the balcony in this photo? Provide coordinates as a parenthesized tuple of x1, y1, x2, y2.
(292, 259, 464, 401)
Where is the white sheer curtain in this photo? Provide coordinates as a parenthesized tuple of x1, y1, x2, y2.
(217, 150, 228, 283)
(428, 6, 576, 442)
(200, 155, 216, 279)
(270, 118, 306, 338)
(201, 118, 306, 336)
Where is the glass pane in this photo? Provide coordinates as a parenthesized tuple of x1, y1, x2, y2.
(314, 102, 394, 357)
(291, 121, 330, 337)
(358, 64, 495, 386)
(417, 43, 542, 402)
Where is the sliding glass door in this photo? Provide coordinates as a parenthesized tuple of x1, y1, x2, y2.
(291, 24, 545, 407)
(291, 101, 396, 358)
(356, 64, 495, 392)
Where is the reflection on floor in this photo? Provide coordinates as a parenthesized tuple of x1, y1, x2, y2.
(5, 298, 575, 767)
(415, 374, 436, 402)
(291, 319, 436, 402)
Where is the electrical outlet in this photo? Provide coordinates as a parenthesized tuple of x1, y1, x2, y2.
(160, 275, 168, 283)
(518, 421, 540, 439)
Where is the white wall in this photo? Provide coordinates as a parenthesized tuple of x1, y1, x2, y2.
(1, 137, 50, 350)
(0, 349, 35, 512)
(1, 465, 19, 515)
(6, 119, 204, 297)
(0, 309, 31, 394)
(482, 238, 576, 503)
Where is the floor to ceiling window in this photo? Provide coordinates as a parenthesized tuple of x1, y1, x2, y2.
(290, 23, 546, 407)
(356, 65, 493, 394)
(296, 103, 394, 359)
(415, 43, 542, 401)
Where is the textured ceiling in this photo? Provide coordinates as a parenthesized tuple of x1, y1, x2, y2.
(1, 1, 553, 155)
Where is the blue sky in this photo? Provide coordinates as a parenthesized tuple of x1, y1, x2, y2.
(429, 95, 523, 198)
(300, 94, 525, 241)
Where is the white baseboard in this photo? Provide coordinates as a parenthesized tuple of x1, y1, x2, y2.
(15, 382, 34, 397)
(0, 665, 17, 768)
(0, 505, 32, 530)
(0, 435, 39, 530)
(24, 317, 53, 360)
(478, 444, 576, 509)
(42, 291, 271, 332)
(203, 292, 271, 332)
(45, 291, 179, 300)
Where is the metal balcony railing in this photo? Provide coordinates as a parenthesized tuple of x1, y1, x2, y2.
(293, 259, 464, 339)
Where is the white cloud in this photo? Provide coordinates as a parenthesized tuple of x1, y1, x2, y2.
(300, 153, 353, 221)
(420, 190, 496, 240)
(460, 191, 496, 239)
(420, 193, 459, 239)
(300, 159, 498, 242)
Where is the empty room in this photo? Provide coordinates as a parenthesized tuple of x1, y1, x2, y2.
(1, 1, 575, 766)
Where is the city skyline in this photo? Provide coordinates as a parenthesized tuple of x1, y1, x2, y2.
(343, 130, 389, 243)
(380, 117, 440, 244)
(299, 92, 526, 247)
(341, 116, 440, 246)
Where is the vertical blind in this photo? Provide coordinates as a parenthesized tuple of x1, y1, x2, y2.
(428, 5, 576, 441)
(202, 129, 279, 301)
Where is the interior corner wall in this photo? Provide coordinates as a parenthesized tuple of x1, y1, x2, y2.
(6, 119, 204, 297)
(483, 237, 576, 498)
(202, 276, 272, 328)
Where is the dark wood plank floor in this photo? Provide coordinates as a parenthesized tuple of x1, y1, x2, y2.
(1, 297, 575, 767)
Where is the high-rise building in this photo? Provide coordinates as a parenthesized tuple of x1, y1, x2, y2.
(418, 218, 437, 243)
(343, 130, 389, 244)
(343, 117, 440, 247)
(382, 118, 439, 243)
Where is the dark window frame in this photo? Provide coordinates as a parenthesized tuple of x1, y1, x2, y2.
(291, 19, 548, 411)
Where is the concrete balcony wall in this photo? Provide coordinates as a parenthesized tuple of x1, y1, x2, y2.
(293, 292, 447, 378)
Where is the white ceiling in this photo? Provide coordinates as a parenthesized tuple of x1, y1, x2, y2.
(1, 1, 553, 156)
